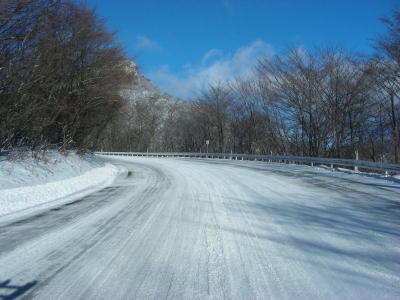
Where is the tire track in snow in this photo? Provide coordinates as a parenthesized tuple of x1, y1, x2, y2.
(1, 157, 399, 299)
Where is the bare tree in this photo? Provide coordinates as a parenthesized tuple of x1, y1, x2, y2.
(0, 0, 133, 154)
(229, 75, 282, 154)
(0, 0, 59, 149)
(257, 47, 329, 157)
(194, 81, 234, 153)
(318, 45, 374, 159)
(371, 8, 400, 163)
(256, 45, 376, 159)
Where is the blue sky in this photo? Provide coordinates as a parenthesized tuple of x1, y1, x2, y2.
(86, 0, 397, 100)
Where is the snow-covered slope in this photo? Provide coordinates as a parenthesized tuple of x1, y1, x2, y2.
(0, 152, 121, 224)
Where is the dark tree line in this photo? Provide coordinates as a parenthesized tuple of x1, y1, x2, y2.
(187, 39, 398, 163)
(0, 0, 133, 154)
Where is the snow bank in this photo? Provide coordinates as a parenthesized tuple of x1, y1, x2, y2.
(0, 151, 120, 223)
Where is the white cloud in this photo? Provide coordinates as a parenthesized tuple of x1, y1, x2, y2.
(201, 49, 222, 65)
(148, 40, 274, 100)
(135, 35, 161, 51)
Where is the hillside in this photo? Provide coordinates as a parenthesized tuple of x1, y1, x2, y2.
(100, 61, 192, 153)
(123, 61, 182, 107)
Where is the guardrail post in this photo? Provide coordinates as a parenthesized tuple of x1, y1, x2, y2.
(354, 150, 359, 171)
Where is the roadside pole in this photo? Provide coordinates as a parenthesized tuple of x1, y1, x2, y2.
(355, 150, 358, 171)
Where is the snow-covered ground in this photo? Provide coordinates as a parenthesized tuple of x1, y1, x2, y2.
(0, 151, 121, 224)
(0, 155, 399, 299)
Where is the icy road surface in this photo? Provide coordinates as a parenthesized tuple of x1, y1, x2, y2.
(0, 156, 399, 299)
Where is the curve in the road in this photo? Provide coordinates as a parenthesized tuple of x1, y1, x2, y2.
(0, 157, 399, 299)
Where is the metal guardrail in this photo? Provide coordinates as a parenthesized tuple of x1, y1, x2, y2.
(95, 152, 400, 175)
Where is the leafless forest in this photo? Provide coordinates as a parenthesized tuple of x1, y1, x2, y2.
(0, 0, 134, 154)
(1, 1, 399, 163)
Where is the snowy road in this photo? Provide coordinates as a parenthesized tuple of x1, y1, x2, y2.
(0, 156, 399, 299)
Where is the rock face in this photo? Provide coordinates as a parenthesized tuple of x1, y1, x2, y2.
(123, 61, 181, 106)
